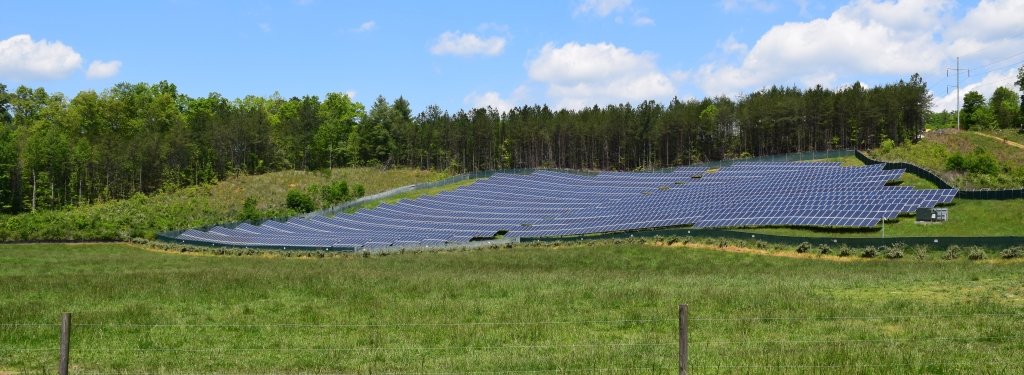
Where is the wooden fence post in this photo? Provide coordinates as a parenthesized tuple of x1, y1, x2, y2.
(59, 313, 71, 375)
(679, 304, 688, 375)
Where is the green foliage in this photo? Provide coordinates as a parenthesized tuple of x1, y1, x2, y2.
(239, 197, 261, 222)
(967, 247, 987, 260)
(0, 76, 934, 214)
(353, 184, 365, 198)
(796, 241, 812, 253)
(999, 246, 1022, 259)
(943, 245, 961, 260)
(286, 190, 315, 213)
(0, 167, 444, 241)
(817, 243, 831, 255)
(322, 180, 350, 206)
(946, 147, 1000, 174)
(884, 246, 904, 259)
(861, 246, 878, 258)
(837, 245, 852, 257)
(871, 130, 1024, 189)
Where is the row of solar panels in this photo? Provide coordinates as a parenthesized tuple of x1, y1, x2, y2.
(167, 162, 958, 250)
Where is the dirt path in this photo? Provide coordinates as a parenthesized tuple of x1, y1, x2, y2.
(972, 131, 1024, 150)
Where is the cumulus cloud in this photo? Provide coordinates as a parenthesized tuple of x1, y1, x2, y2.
(465, 85, 528, 112)
(355, 21, 376, 33)
(697, 0, 951, 96)
(430, 31, 505, 56)
(933, 68, 1020, 112)
(574, 0, 632, 17)
(85, 60, 122, 79)
(0, 34, 82, 81)
(945, 0, 1024, 60)
(527, 42, 674, 108)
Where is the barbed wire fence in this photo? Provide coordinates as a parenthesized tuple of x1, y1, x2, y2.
(2, 308, 1022, 374)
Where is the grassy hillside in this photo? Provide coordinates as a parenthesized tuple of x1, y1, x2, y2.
(869, 129, 1024, 189)
(1, 243, 1021, 374)
(0, 168, 445, 241)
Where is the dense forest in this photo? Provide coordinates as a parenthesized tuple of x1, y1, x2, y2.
(2, 71, 1022, 214)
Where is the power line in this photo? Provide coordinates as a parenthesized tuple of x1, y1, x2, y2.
(947, 57, 970, 130)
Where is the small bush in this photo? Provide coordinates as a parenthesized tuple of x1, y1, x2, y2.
(861, 246, 878, 258)
(967, 247, 987, 260)
(999, 247, 1020, 259)
(353, 184, 366, 198)
(884, 247, 904, 259)
(818, 243, 832, 255)
(943, 245, 961, 260)
(838, 245, 852, 257)
(912, 245, 930, 260)
(239, 197, 261, 222)
(796, 242, 812, 253)
(285, 190, 315, 213)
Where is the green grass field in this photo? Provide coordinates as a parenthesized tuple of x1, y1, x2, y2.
(2, 243, 1022, 374)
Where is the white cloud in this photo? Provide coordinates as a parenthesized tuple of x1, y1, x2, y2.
(430, 31, 505, 56)
(465, 91, 513, 112)
(0, 34, 82, 81)
(527, 42, 674, 108)
(718, 35, 748, 55)
(633, 16, 655, 26)
(697, 0, 950, 96)
(722, 0, 778, 12)
(574, 0, 632, 17)
(258, 22, 271, 33)
(465, 85, 528, 112)
(355, 21, 376, 33)
(945, 0, 1024, 61)
(345, 90, 357, 100)
(933, 68, 1020, 112)
(85, 60, 121, 79)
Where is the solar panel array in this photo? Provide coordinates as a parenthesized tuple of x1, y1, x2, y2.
(169, 162, 957, 250)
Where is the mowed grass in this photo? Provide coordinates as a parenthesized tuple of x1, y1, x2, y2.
(342, 178, 480, 214)
(742, 198, 1024, 238)
(0, 168, 445, 241)
(1, 243, 1022, 374)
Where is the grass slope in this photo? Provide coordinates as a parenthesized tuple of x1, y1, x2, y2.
(870, 130, 1024, 189)
(1, 243, 1021, 374)
(0, 168, 445, 241)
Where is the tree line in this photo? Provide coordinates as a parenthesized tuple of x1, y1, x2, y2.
(0, 72, 976, 214)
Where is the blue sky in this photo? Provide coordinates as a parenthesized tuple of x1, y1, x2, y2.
(1, 0, 1022, 112)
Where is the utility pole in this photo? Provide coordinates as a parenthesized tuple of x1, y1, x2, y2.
(947, 57, 970, 130)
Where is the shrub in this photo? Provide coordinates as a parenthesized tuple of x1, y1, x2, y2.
(838, 245, 852, 257)
(353, 184, 366, 198)
(239, 197, 261, 222)
(943, 245, 961, 260)
(912, 245, 930, 260)
(322, 180, 350, 206)
(796, 242, 812, 253)
(285, 190, 315, 213)
(967, 247, 987, 260)
(884, 247, 904, 259)
(861, 246, 878, 258)
(1000, 246, 1022, 259)
(818, 243, 832, 255)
